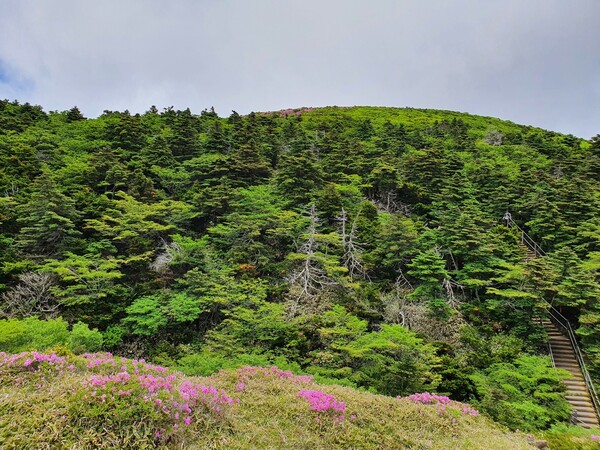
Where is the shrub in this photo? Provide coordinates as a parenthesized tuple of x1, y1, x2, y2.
(0, 317, 69, 352)
(470, 355, 571, 430)
(68, 321, 103, 353)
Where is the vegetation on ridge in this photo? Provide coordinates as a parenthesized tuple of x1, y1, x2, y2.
(0, 350, 533, 449)
(0, 101, 599, 440)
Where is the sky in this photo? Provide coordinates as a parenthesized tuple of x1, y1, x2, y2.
(0, 0, 599, 138)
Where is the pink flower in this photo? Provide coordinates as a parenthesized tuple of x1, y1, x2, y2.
(298, 390, 345, 422)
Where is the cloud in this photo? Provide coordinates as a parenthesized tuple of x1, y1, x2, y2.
(0, 0, 598, 137)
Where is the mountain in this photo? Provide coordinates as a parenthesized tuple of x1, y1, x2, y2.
(0, 101, 599, 439)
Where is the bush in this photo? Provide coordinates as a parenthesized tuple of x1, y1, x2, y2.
(0, 317, 69, 352)
(470, 355, 571, 430)
(0, 317, 101, 354)
(542, 424, 600, 450)
(176, 351, 302, 377)
(68, 322, 103, 354)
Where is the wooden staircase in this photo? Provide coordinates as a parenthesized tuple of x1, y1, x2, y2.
(504, 212, 600, 428)
(542, 319, 600, 428)
(520, 244, 537, 262)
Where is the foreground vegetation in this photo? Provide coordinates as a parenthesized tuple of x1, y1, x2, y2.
(0, 101, 599, 437)
(0, 350, 535, 449)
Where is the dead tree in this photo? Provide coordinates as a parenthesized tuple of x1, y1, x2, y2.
(0, 272, 59, 319)
(337, 208, 369, 281)
(286, 205, 337, 317)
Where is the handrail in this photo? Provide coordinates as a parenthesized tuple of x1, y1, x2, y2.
(502, 212, 546, 257)
(548, 306, 600, 421)
(502, 212, 599, 424)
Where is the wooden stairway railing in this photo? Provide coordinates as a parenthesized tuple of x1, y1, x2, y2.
(504, 212, 600, 427)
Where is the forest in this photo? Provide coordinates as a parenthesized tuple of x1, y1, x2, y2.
(1, 100, 599, 433)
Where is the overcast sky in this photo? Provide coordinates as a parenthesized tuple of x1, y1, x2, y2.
(0, 0, 599, 138)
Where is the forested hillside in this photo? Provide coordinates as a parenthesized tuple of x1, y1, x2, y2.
(1, 100, 599, 432)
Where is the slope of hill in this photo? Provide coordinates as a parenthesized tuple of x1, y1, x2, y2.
(0, 351, 533, 449)
(0, 101, 599, 435)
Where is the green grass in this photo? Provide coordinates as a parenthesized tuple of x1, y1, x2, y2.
(0, 351, 536, 449)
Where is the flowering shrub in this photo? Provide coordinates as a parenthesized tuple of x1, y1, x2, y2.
(399, 392, 479, 417)
(0, 351, 74, 384)
(1, 351, 68, 369)
(73, 366, 236, 444)
(278, 107, 314, 117)
(298, 389, 346, 423)
(81, 352, 170, 375)
(592, 435, 600, 442)
(2, 351, 237, 446)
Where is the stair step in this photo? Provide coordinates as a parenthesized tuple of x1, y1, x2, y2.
(555, 363, 582, 369)
(564, 386, 588, 393)
(552, 346, 577, 351)
(557, 367, 583, 374)
(575, 414, 599, 420)
(566, 399, 593, 404)
(564, 375, 586, 380)
(572, 408, 596, 415)
(565, 388, 588, 394)
(552, 352, 576, 356)
(555, 356, 580, 361)
(564, 380, 588, 387)
(555, 363, 580, 369)
(569, 402, 595, 410)
(564, 375, 586, 381)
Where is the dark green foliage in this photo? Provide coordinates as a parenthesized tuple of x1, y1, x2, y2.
(0, 103, 598, 431)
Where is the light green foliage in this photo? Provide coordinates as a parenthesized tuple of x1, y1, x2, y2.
(543, 424, 600, 450)
(308, 305, 439, 396)
(85, 191, 192, 260)
(43, 252, 123, 306)
(0, 317, 102, 353)
(470, 355, 571, 430)
(1, 102, 598, 432)
(206, 302, 304, 357)
(123, 296, 168, 336)
(176, 351, 301, 377)
(341, 324, 440, 396)
(68, 321, 103, 353)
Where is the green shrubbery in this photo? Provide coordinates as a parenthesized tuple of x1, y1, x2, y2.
(0, 317, 102, 353)
(470, 355, 571, 431)
(1, 103, 598, 435)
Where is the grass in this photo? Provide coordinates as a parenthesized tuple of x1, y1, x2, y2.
(0, 351, 536, 449)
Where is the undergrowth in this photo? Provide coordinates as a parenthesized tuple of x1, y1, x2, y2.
(1, 351, 539, 449)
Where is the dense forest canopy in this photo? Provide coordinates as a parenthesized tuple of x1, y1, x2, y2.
(1, 100, 599, 431)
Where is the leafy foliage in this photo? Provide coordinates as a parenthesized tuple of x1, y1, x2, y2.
(1, 102, 598, 432)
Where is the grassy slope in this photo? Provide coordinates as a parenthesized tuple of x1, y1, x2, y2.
(295, 106, 542, 137)
(0, 352, 532, 449)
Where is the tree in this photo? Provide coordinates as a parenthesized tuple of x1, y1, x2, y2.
(337, 208, 368, 281)
(15, 173, 82, 257)
(66, 106, 85, 122)
(0, 272, 58, 319)
(275, 142, 324, 207)
(285, 205, 346, 317)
